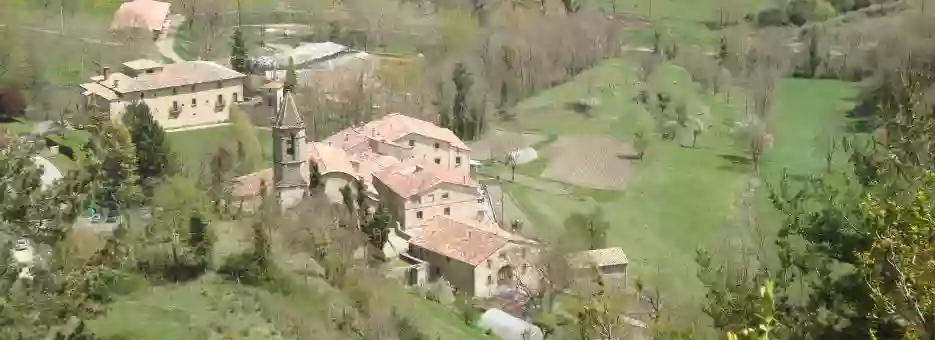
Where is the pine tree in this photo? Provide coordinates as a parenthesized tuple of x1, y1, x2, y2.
(230, 27, 249, 74)
(285, 57, 298, 91)
(123, 102, 175, 192)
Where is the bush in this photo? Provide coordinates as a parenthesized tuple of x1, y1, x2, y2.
(218, 251, 268, 286)
(756, 8, 787, 27)
(0, 88, 26, 121)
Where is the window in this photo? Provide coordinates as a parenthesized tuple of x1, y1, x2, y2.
(169, 101, 180, 118)
(233, 92, 238, 102)
(172, 88, 178, 95)
(410, 196, 420, 204)
(499, 252, 507, 260)
(216, 81, 222, 89)
(409, 140, 415, 147)
(442, 192, 449, 199)
(487, 275, 492, 285)
(191, 85, 196, 92)
(427, 194, 434, 202)
(486, 260, 491, 269)
(416, 211, 423, 219)
(286, 133, 296, 158)
(444, 207, 450, 215)
(434, 158, 441, 164)
(521, 248, 527, 259)
(191, 98, 197, 107)
(455, 156, 462, 166)
(434, 142, 440, 149)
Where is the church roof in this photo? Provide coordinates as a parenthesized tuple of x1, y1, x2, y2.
(275, 91, 304, 128)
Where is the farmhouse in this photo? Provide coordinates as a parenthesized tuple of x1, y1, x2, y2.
(79, 59, 246, 130)
(110, 0, 172, 37)
(407, 216, 539, 298)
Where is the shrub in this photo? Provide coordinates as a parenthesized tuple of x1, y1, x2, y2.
(0, 87, 26, 121)
(756, 8, 787, 27)
(218, 251, 268, 286)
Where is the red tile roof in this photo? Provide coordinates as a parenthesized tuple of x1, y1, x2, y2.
(110, 0, 171, 31)
(410, 216, 509, 266)
(373, 161, 477, 198)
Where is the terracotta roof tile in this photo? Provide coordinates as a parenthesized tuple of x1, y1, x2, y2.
(373, 161, 477, 198)
(230, 168, 273, 198)
(89, 61, 245, 95)
(110, 0, 171, 31)
(410, 216, 509, 266)
(568, 247, 629, 268)
(325, 113, 469, 152)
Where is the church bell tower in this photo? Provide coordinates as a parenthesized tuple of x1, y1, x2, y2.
(272, 89, 308, 210)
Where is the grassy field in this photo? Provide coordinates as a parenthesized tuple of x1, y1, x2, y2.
(482, 54, 858, 323)
(167, 126, 274, 179)
(588, 0, 768, 48)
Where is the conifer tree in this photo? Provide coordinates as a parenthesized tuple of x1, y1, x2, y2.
(285, 57, 298, 91)
(230, 27, 249, 74)
(123, 102, 175, 192)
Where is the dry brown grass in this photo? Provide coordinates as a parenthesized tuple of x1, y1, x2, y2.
(541, 135, 635, 190)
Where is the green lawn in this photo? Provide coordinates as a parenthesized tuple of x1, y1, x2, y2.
(167, 126, 274, 179)
(486, 54, 858, 324)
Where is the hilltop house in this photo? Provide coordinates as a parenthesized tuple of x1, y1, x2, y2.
(79, 59, 246, 130)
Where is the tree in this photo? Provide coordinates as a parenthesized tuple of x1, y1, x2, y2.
(506, 151, 518, 181)
(228, 106, 262, 174)
(633, 131, 648, 159)
(564, 208, 609, 250)
(560, 0, 581, 13)
(309, 161, 323, 192)
(451, 62, 473, 140)
(229, 26, 249, 74)
(285, 57, 298, 92)
(340, 183, 356, 224)
(733, 117, 770, 173)
(362, 204, 391, 254)
(81, 112, 143, 210)
(718, 36, 729, 65)
(806, 27, 822, 78)
(123, 101, 175, 192)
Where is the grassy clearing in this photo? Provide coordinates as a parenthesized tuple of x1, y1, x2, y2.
(167, 126, 274, 179)
(0, 120, 35, 135)
(90, 276, 287, 340)
(486, 54, 859, 324)
(584, 0, 767, 47)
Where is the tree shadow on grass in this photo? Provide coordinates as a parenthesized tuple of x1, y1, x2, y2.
(717, 154, 753, 173)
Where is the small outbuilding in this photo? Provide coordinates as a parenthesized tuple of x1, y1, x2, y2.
(476, 308, 544, 340)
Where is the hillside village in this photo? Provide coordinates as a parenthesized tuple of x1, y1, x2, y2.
(1, 0, 935, 339)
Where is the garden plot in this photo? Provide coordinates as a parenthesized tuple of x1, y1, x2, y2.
(541, 135, 635, 190)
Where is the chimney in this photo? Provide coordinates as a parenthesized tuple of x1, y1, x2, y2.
(113, 79, 120, 89)
(102, 66, 110, 79)
(414, 165, 423, 173)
